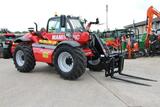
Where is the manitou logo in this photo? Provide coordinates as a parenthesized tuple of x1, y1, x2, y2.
(52, 34, 66, 40)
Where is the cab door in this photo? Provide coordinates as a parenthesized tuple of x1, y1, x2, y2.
(46, 17, 71, 41)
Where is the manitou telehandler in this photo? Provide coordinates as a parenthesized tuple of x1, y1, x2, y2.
(11, 15, 156, 86)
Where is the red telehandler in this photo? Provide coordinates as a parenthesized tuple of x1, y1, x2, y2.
(10, 15, 156, 86)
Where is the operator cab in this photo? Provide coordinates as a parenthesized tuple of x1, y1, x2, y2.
(46, 15, 89, 44)
(47, 15, 85, 33)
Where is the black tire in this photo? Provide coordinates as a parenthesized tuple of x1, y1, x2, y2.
(3, 48, 11, 59)
(13, 45, 35, 73)
(87, 58, 104, 72)
(2, 43, 13, 59)
(54, 45, 87, 80)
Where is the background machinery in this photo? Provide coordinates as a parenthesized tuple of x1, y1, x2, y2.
(146, 6, 160, 56)
(0, 29, 16, 58)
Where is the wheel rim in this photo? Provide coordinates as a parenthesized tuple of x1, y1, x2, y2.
(16, 50, 25, 66)
(88, 58, 100, 65)
(58, 52, 74, 72)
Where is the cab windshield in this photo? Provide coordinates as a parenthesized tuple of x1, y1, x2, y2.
(69, 19, 85, 32)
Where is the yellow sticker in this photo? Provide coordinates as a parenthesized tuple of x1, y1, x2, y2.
(42, 52, 49, 58)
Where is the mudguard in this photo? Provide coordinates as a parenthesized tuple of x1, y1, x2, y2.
(57, 40, 81, 47)
(14, 36, 31, 43)
(53, 41, 81, 54)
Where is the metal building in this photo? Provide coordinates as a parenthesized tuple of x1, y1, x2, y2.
(124, 18, 160, 34)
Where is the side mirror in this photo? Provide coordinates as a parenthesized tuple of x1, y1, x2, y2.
(28, 27, 34, 33)
(60, 15, 66, 28)
(96, 18, 99, 24)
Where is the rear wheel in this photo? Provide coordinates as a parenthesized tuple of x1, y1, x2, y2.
(54, 45, 87, 80)
(87, 58, 104, 71)
(13, 45, 35, 72)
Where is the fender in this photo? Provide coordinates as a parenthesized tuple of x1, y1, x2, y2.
(54, 40, 81, 52)
(14, 36, 31, 43)
(57, 40, 81, 47)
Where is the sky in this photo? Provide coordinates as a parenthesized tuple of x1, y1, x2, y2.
(0, 0, 159, 32)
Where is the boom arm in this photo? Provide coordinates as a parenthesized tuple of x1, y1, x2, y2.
(146, 6, 160, 48)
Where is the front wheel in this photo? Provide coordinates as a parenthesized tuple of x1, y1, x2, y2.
(54, 45, 87, 80)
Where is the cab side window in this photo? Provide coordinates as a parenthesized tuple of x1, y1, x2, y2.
(48, 18, 61, 33)
(48, 18, 72, 33)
